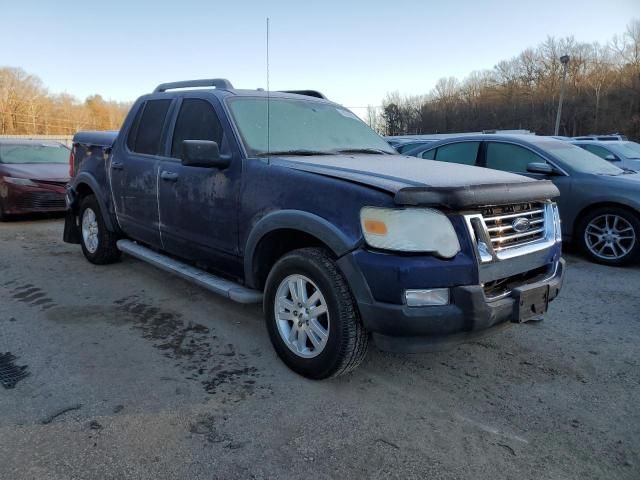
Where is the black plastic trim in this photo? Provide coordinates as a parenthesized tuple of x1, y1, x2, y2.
(395, 180, 560, 208)
(243, 210, 358, 288)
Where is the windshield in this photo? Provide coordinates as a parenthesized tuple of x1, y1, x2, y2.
(608, 142, 640, 159)
(536, 140, 624, 175)
(227, 97, 395, 156)
(0, 143, 69, 164)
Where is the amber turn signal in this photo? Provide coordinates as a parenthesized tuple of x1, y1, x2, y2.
(363, 219, 388, 235)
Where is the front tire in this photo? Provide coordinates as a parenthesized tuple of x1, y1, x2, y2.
(264, 247, 369, 379)
(577, 207, 640, 266)
(79, 195, 121, 265)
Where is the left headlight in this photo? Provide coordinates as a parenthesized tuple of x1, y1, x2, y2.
(360, 207, 461, 258)
(2, 176, 37, 186)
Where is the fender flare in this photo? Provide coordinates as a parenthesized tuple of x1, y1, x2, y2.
(72, 172, 117, 232)
(243, 210, 359, 288)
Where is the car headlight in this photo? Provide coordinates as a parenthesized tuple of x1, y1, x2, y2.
(552, 203, 562, 242)
(2, 176, 37, 186)
(360, 207, 461, 258)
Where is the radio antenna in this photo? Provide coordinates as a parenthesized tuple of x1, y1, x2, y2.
(266, 17, 270, 161)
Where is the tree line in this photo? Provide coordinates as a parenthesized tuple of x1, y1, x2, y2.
(378, 20, 640, 140)
(0, 67, 130, 135)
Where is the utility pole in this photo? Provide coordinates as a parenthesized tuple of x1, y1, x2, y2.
(554, 55, 570, 136)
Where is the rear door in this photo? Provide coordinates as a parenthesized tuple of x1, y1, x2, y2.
(417, 141, 481, 165)
(110, 99, 173, 246)
(157, 96, 240, 268)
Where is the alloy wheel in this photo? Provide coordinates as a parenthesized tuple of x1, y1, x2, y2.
(584, 214, 636, 260)
(274, 274, 330, 359)
(81, 207, 99, 254)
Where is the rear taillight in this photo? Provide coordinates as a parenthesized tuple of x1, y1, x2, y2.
(69, 148, 75, 177)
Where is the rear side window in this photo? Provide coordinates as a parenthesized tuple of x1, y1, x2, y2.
(127, 99, 172, 155)
(434, 142, 480, 165)
(171, 99, 224, 158)
(420, 148, 436, 159)
(485, 142, 543, 173)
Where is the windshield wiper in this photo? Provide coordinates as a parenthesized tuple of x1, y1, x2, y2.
(256, 149, 334, 157)
(334, 148, 393, 155)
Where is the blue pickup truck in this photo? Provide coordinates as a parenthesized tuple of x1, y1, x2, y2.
(63, 79, 564, 379)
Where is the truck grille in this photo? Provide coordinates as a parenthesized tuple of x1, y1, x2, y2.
(14, 192, 66, 210)
(480, 202, 546, 250)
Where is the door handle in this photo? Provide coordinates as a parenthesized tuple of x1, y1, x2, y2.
(160, 171, 179, 182)
(111, 161, 124, 170)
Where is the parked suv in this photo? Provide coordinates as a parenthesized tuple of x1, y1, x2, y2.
(63, 79, 564, 379)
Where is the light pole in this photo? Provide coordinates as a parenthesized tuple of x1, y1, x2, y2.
(554, 55, 570, 136)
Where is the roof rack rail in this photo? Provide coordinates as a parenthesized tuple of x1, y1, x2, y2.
(154, 79, 234, 93)
(279, 90, 327, 100)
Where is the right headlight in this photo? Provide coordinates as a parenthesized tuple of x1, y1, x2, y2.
(360, 207, 461, 258)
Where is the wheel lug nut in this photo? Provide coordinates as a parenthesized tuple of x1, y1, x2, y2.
(293, 311, 298, 316)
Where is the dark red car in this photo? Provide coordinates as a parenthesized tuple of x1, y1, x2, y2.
(0, 139, 70, 220)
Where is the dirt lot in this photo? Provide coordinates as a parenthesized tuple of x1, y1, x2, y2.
(1, 218, 639, 480)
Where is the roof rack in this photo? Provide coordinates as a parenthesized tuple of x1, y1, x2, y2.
(279, 90, 327, 99)
(154, 79, 234, 93)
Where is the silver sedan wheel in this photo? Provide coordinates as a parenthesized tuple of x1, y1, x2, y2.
(81, 207, 99, 254)
(274, 274, 330, 359)
(585, 214, 636, 260)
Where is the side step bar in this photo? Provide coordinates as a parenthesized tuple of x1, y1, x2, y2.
(116, 240, 263, 304)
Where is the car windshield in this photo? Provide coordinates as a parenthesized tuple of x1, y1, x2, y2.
(227, 97, 396, 157)
(0, 143, 69, 164)
(536, 140, 624, 175)
(609, 142, 640, 159)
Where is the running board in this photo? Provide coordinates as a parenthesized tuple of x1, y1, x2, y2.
(116, 240, 263, 304)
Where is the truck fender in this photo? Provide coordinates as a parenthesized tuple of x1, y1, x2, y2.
(71, 172, 117, 232)
(243, 210, 359, 288)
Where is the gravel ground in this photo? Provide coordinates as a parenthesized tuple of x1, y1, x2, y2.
(0, 218, 639, 480)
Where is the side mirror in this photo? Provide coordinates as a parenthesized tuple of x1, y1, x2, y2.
(181, 140, 231, 169)
(605, 154, 619, 162)
(527, 162, 555, 175)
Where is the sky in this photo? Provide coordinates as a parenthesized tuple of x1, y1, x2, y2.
(2, 0, 638, 117)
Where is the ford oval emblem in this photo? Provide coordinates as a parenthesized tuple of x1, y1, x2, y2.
(512, 217, 531, 233)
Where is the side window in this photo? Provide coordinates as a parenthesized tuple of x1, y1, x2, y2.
(420, 149, 436, 159)
(171, 99, 224, 158)
(126, 105, 144, 152)
(434, 142, 480, 165)
(127, 99, 172, 155)
(581, 144, 612, 160)
(485, 142, 542, 173)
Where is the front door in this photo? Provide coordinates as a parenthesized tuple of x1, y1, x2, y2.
(157, 97, 240, 270)
(110, 99, 173, 246)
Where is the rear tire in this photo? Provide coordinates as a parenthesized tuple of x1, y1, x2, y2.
(264, 247, 369, 379)
(577, 206, 640, 266)
(79, 195, 121, 265)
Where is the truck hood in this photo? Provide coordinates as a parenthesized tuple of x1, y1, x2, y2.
(271, 154, 559, 208)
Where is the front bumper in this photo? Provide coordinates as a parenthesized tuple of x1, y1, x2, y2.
(337, 249, 565, 353)
(0, 181, 66, 214)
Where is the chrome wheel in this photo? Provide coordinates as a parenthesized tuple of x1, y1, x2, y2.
(274, 274, 330, 359)
(81, 207, 99, 254)
(584, 214, 636, 260)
